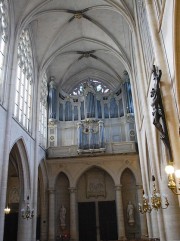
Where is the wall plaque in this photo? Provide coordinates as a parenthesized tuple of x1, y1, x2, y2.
(86, 171, 106, 198)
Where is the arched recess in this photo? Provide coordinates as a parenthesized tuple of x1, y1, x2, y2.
(77, 166, 118, 241)
(4, 138, 31, 241)
(77, 166, 115, 201)
(55, 172, 70, 239)
(37, 159, 49, 241)
(74, 164, 116, 188)
(120, 168, 140, 239)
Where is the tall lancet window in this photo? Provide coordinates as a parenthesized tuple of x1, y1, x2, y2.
(14, 29, 33, 132)
(0, 0, 9, 104)
(39, 73, 48, 148)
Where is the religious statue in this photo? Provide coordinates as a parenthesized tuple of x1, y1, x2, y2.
(127, 201, 135, 226)
(150, 65, 165, 136)
(150, 65, 172, 154)
(60, 205, 66, 227)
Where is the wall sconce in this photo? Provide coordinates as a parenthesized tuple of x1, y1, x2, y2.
(165, 165, 180, 195)
(139, 176, 169, 214)
(4, 205, 11, 215)
(21, 196, 34, 220)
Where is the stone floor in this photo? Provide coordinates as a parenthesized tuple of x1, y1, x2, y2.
(118, 238, 160, 241)
(118, 239, 160, 241)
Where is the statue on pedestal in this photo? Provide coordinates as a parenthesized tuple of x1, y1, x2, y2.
(60, 205, 66, 229)
(127, 201, 135, 226)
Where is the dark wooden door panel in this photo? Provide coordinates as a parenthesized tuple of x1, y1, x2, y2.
(98, 200, 118, 241)
(78, 202, 97, 241)
(4, 213, 18, 241)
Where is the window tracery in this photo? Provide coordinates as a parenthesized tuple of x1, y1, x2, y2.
(39, 73, 48, 148)
(14, 29, 33, 132)
(0, 0, 9, 104)
(71, 79, 110, 96)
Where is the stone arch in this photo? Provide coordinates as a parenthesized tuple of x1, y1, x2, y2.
(4, 138, 32, 241)
(74, 164, 116, 187)
(120, 167, 136, 187)
(119, 164, 140, 185)
(54, 170, 71, 187)
(77, 165, 115, 202)
(120, 168, 140, 239)
(9, 138, 31, 198)
(76, 165, 118, 241)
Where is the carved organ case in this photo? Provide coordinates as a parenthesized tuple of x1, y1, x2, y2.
(47, 74, 135, 154)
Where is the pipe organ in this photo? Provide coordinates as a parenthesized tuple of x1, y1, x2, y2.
(47, 73, 135, 155)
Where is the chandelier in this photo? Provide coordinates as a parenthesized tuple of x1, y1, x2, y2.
(21, 196, 34, 220)
(165, 164, 180, 195)
(139, 176, 169, 214)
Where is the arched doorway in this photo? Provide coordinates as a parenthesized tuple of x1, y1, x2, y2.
(3, 140, 31, 241)
(3, 154, 19, 241)
(77, 166, 118, 241)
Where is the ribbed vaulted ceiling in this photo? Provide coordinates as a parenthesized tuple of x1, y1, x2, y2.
(14, 0, 136, 93)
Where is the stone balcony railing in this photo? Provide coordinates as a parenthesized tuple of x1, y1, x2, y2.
(47, 141, 137, 158)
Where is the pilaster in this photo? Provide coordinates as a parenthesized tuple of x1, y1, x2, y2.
(69, 187, 78, 241)
(48, 189, 55, 241)
(136, 185, 149, 238)
(115, 185, 126, 240)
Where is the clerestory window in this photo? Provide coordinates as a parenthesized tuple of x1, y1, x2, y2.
(39, 73, 48, 148)
(0, 0, 9, 104)
(14, 29, 33, 132)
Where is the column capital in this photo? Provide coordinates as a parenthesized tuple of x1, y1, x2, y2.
(48, 189, 55, 194)
(68, 187, 77, 194)
(114, 185, 122, 191)
(136, 184, 143, 190)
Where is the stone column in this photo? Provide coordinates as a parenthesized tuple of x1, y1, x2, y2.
(69, 187, 78, 241)
(144, 1, 180, 240)
(17, 199, 33, 241)
(115, 185, 126, 240)
(48, 189, 55, 241)
(136, 185, 149, 238)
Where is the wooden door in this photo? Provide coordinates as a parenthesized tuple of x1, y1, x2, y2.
(4, 212, 18, 241)
(78, 202, 97, 241)
(98, 201, 118, 241)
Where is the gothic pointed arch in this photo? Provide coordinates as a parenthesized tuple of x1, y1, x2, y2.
(120, 168, 140, 239)
(55, 172, 70, 238)
(10, 138, 31, 197)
